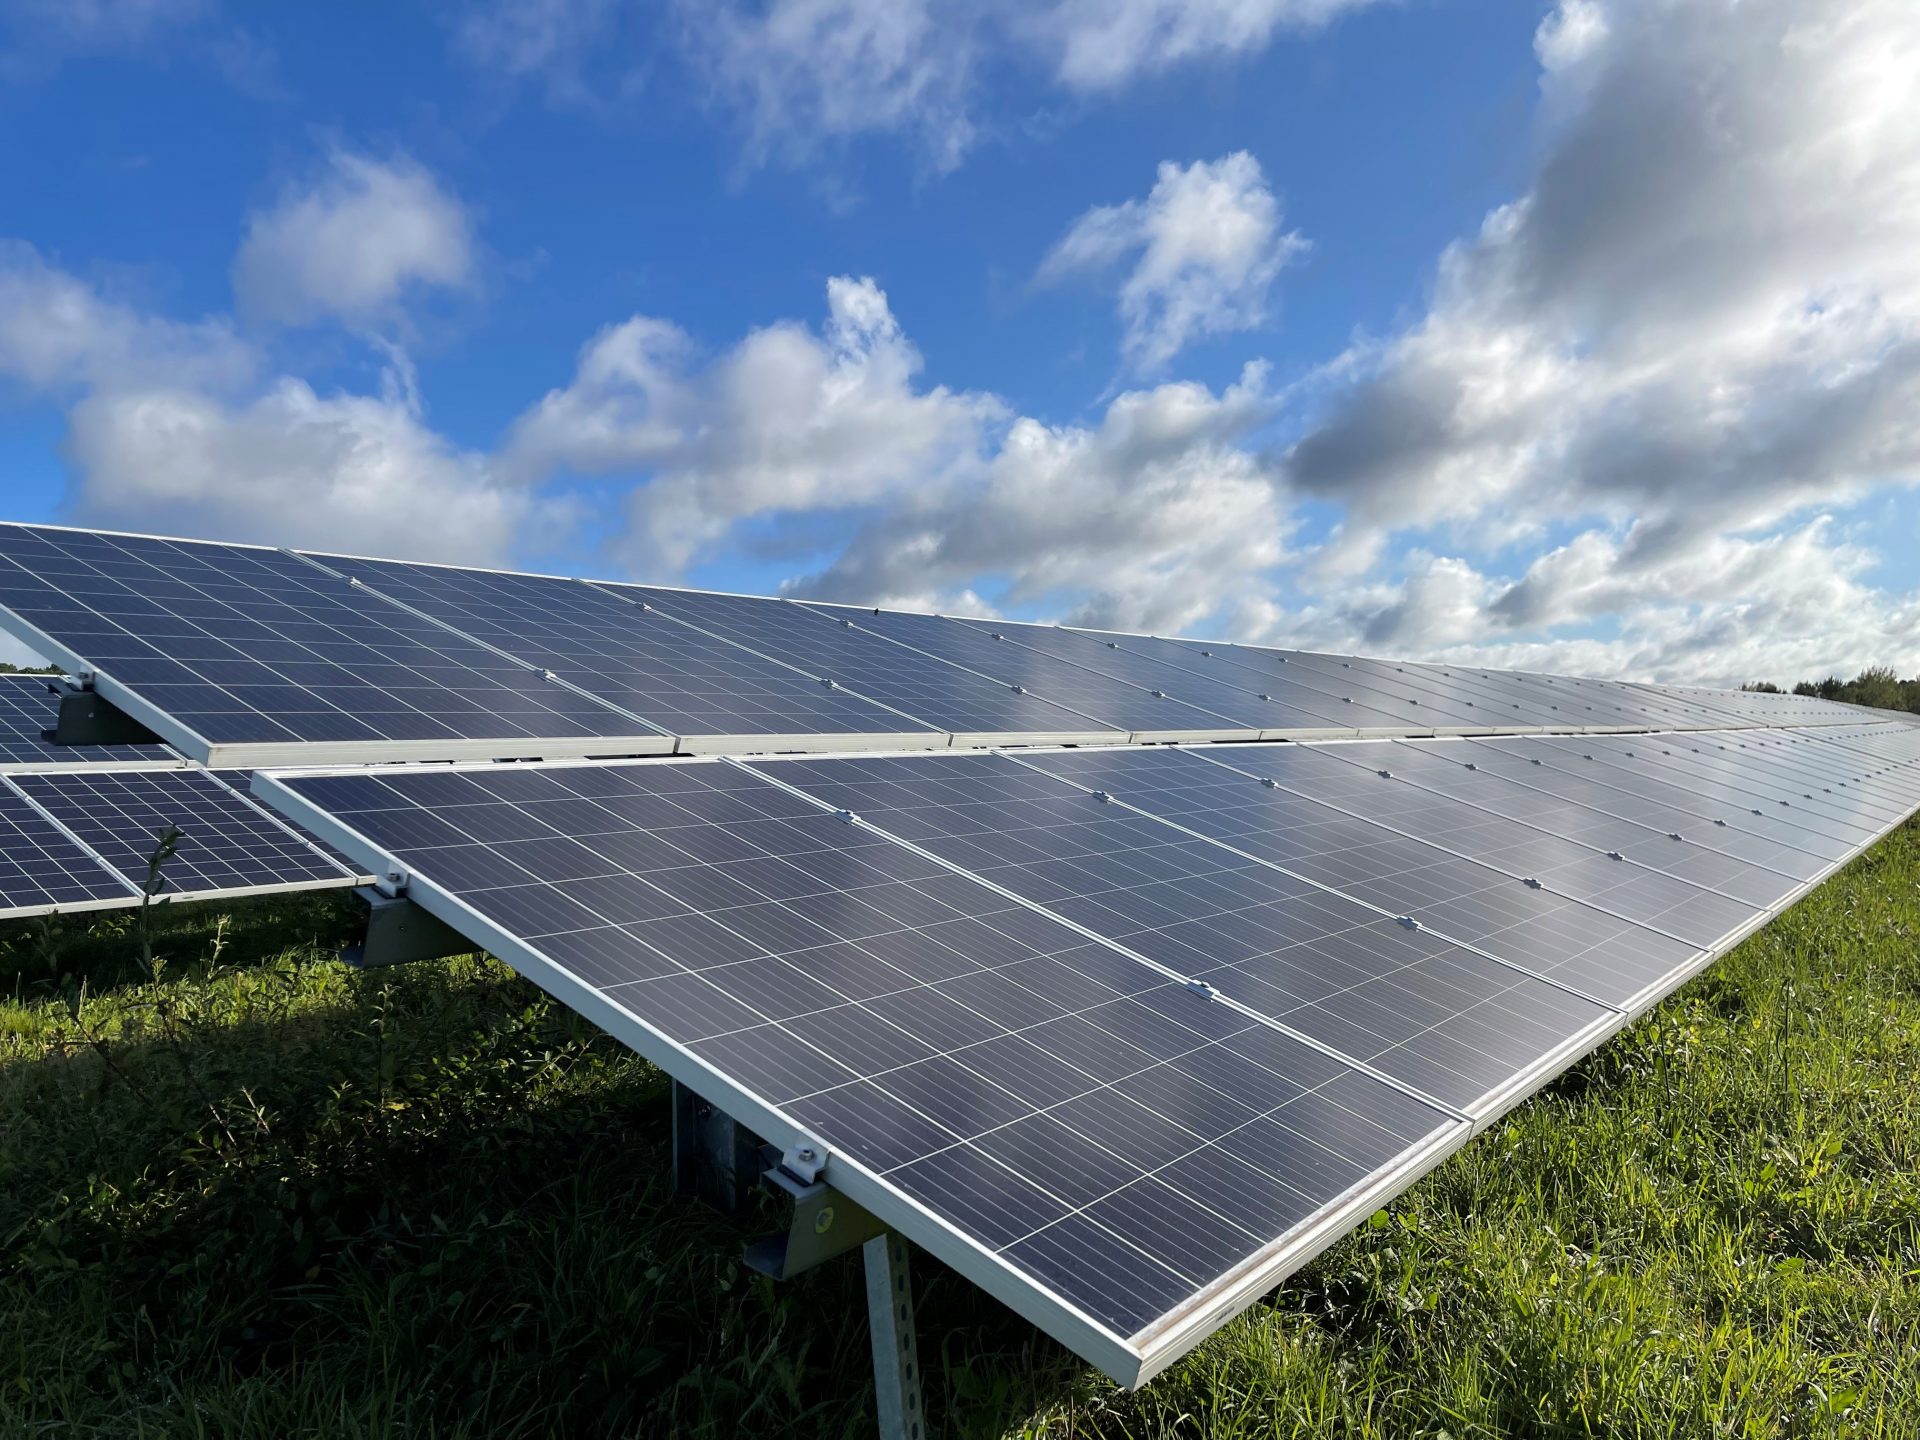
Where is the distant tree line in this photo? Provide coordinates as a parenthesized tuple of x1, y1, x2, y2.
(1742, 666, 1920, 714)
(0, 662, 59, 675)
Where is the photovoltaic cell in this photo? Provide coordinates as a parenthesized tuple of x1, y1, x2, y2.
(258, 757, 1459, 1374)
(12, 769, 361, 897)
(0, 673, 176, 766)
(751, 751, 1618, 1115)
(1198, 742, 1761, 950)
(606, 584, 1125, 742)
(1062, 632, 1415, 732)
(797, 602, 1258, 738)
(0, 525, 650, 762)
(945, 618, 1352, 733)
(1445, 738, 1833, 883)
(1013, 746, 1700, 1009)
(306, 556, 931, 746)
(0, 784, 136, 912)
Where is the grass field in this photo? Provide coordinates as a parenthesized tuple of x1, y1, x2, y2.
(4, 822, 1919, 1439)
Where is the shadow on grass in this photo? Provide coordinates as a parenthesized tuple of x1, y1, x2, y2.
(1, 930, 1078, 1439)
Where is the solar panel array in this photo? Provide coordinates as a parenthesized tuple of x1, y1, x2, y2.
(5, 519, 1920, 1388)
(0, 672, 177, 767)
(0, 673, 368, 917)
(2, 522, 1890, 767)
(260, 719, 1920, 1384)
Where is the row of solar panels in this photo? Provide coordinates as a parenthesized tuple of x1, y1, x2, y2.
(0, 523, 1893, 770)
(256, 718, 1920, 1384)
(0, 675, 369, 918)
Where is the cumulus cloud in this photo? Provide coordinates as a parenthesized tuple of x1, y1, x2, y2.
(793, 361, 1290, 631)
(1041, 151, 1305, 370)
(1287, 0, 1920, 567)
(505, 276, 1004, 572)
(0, 242, 251, 392)
(0, 245, 546, 564)
(232, 151, 476, 328)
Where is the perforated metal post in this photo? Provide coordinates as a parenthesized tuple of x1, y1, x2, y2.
(864, 1232, 926, 1440)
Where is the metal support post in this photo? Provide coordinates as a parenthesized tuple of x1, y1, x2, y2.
(864, 1232, 927, 1440)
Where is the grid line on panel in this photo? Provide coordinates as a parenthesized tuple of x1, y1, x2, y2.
(1506, 736, 1874, 853)
(0, 777, 142, 910)
(1188, 744, 1750, 955)
(597, 584, 1126, 742)
(1013, 745, 1696, 1011)
(297, 553, 921, 742)
(10, 769, 360, 896)
(743, 751, 1580, 1120)
(1457, 736, 1852, 872)
(267, 756, 1458, 1349)
(795, 603, 1257, 737)
(948, 620, 1364, 734)
(1346, 738, 1813, 904)
(0, 525, 650, 751)
(1575, 735, 1901, 836)
(1062, 631, 1422, 732)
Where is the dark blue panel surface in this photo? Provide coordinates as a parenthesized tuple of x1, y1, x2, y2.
(13, 769, 360, 895)
(757, 751, 1615, 1113)
(611, 584, 1121, 739)
(1016, 746, 1700, 1008)
(273, 757, 1456, 1345)
(0, 526, 643, 750)
(316, 557, 926, 741)
(797, 603, 1254, 736)
(0, 784, 135, 911)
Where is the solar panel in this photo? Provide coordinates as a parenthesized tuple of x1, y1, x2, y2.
(0, 525, 662, 766)
(747, 751, 1621, 1116)
(796, 603, 1262, 740)
(1196, 743, 1762, 951)
(1444, 738, 1835, 882)
(1572, 735, 1905, 837)
(1012, 746, 1702, 1010)
(298, 554, 941, 752)
(943, 619, 1368, 735)
(1058, 632, 1420, 733)
(602, 584, 1127, 746)
(1322, 740, 1804, 910)
(11, 768, 364, 900)
(0, 783, 138, 914)
(256, 756, 1464, 1384)
(0, 672, 179, 767)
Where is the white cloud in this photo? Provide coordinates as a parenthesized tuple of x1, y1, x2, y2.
(506, 276, 1004, 572)
(0, 245, 549, 566)
(466, 0, 1383, 172)
(232, 151, 476, 329)
(0, 242, 252, 392)
(792, 361, 1289, 632)
(678, 0, 978, 172)
(1032, 0, 1378, 92)
(1041, 151, 1305, 370)
(1254, 0, 1920, 679)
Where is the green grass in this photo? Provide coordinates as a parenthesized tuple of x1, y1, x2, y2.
(4, 825, 1920, 1438)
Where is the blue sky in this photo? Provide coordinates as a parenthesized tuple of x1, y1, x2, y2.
(1, 0, 1916, 685)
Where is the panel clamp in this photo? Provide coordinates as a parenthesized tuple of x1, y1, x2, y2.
(1091, 791, 1114, 804)
(1394, 915, 1421, 930)
(834, 809, 860, 825)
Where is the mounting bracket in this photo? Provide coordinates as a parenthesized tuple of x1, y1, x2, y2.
(48, 676, 163, 746)
(341, 886, 473, 969)
(671, 1080, 767, 1216)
